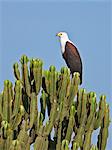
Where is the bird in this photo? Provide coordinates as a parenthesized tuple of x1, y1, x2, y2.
(56, 31, 82, 84)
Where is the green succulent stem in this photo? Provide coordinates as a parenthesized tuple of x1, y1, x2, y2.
(0, 55, 110, 150)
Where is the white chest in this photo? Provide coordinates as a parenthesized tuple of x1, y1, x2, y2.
(60, 39, 66, 53)
(60, 38, 73, 54)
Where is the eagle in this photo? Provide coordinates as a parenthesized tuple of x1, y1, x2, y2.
(56, 31, 82, 84)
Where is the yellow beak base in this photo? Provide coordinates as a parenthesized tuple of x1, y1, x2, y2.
(56, 33, 61, 37)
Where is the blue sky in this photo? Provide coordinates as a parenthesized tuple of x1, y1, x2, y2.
(0, 0, 111, 149)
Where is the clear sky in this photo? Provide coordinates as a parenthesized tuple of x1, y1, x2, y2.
(0, 0, 111, 149)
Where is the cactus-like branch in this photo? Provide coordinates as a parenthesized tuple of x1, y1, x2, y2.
(0, 55, 110, 150)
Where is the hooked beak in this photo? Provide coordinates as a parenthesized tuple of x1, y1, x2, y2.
(56, 33, 61, 37)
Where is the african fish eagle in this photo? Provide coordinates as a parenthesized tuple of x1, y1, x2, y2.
(56, 31, 82, 84)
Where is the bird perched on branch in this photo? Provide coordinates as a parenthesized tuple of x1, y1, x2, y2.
(56, 31, 82, 84)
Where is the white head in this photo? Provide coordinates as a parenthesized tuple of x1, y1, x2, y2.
(56, 31, 69, 40)
(56, 31, 71, 53)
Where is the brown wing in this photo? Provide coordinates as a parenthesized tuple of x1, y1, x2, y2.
(63, 41, 82, 84)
